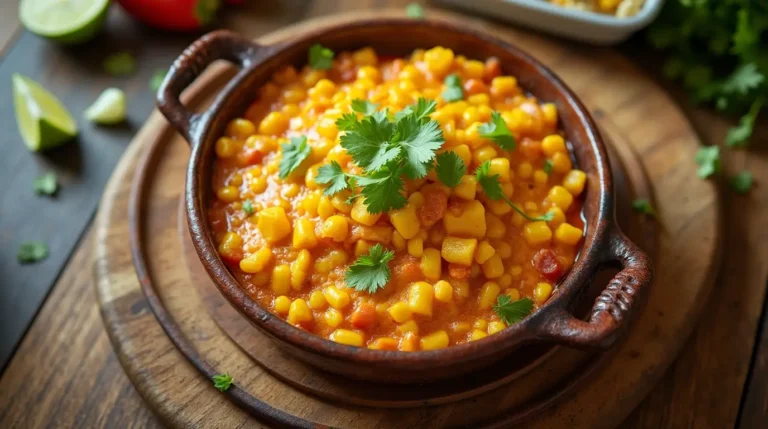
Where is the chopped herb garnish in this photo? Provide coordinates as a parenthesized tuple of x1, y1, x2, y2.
(405, 3, 424, 19)
(316, 161, 355, 196)
(726, 97, 763, 148)
(479, 111, 515, 150)
(335, 97, 445, 214)
(442, 74, 464, 102)
(730, 170, 753, 194)
(17, 241, 48, 264)
(543, 160, 553, 175)
(435, 151, 466, 188)
(149, 69, 168, 92)
(103, 52, 136, 77)
(212, 373, 234, 392)
(34, 172, 58, 196)
(631, 199, 656, 217)
(493, 295, 534, 325)
(345, 243, 395, 294)
(278, 136, 311, 179)
(475, 161, 553, 221)
(308, 44, 334, 70)
(351, 99, 379, 116)
(242, 200, 255, 215)
(694, 146, 721, 179)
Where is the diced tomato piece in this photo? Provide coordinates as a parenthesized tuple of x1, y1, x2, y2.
(484, 57, 502, 82)
(350, 303, 377, 330)
(448, 263, 470, 280)
(532, 249, 564, 282)
(418, 189, 448, 227)
(463, 79, 488, 96)
(391, 255, 423, 285)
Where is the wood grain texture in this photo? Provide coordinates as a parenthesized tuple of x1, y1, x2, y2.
(90, 9, 717, 429)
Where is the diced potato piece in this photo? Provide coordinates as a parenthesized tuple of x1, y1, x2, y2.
(420, 330, 450, 350)
(420, 248, 442, 281)
(441, 236, 478, 266)
(330, 329, 364, 347)
(408, 281, 434, 316)
(257, 207, 292, 243)
(351, 197, 382, 226)
(389, 205, 420, 239)
(407, 237, 424, 258)
(443, 200, 486, 238)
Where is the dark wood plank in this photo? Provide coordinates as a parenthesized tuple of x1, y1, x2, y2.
(738, 282, 768, 428)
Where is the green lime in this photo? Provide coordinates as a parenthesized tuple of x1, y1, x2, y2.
(19, 0, 110, 44)
(85, 88, 127, 124)
(13, 74, 78, 152)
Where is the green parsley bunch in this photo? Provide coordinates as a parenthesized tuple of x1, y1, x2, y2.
(647, 0, 766, 147)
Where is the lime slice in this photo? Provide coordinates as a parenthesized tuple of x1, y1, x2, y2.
(12, 74, 78, 152)
(85, 88, 127, 124)
(19, 0, 110, 44)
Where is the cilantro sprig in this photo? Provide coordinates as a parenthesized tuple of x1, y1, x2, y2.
(631, 199, 656, 217)
(442, 74, 464, 102)
(730, 171, 753, 194)
(694, 146, 721, 179)
(493, 296, 534, 325)
(212, 373, 234, 392)
(345, 243, 395, 294)
(475, 161, 553, 222)
(542, 160, 553, 175)
(242, 200, 255, 215)
(17, 242, 48, 264)
(435, 151, 466, 187)
(34, 172, 58, 196)
(308, 44, 334, 70)
(279, 136, 311, 179)
(479, 111, 515, 150)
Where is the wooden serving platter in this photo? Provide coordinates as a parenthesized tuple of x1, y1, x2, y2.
(93, 9, 720, 428)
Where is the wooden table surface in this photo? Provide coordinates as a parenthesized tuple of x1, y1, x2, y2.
(0, 1, 766, 428)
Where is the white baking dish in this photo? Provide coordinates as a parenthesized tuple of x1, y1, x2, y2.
(435, 0, 665, 45)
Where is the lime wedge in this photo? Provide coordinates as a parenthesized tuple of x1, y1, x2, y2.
(85, 88, 127, 124)
(12, 74, 78, 152)
(19, 0, 110, 44)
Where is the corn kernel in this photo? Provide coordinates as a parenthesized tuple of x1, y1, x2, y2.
(324, 308, 343, 328)
(454, 281, 469, 298)
(534, 282, 553, 303)
(292, 218, 318, 249)
(482, 254, 504, 279)
(271, 264, 291, 294)
(491, 76, 518, 97)
(506, 288, 521, 301)
(353, 47, 378, 66)
(498, 273, 512, 288)
(308, 290, 326, 310)
(369, 337, 398, 350)
(547, 207, 566, 227)
(317, 196, 335, 219)
(239, 246, 273, 273)
(533, 170, 549, 185)
(257, 207, 292, 243)
(496, 242, 512, 259)
(273, 296, 291, 315)
(455, 175, 478, 200)
(488, 321, 506, 334)
(420, 330, 450, 350)
(399, 332, 420, 351)
(390, 205, 421, 239)
(551, 152, 572, 174)
(478, 281, 501, 309)
(563, 170, 587, 196)
(485, 213, 506, 238)
(392, 231, 406, 250)
(420, 248, 442, 281)
(453, 144, 472, 167)
(287, 298, 313, 325)
(434, 280, 453, 303)
(541, 103, 558, 126)
(475, 240, 496, 264)
(408, 281, 434, 316)
(218, 231, 243, 261)
(555, 223, 583, 245)
(523, 221, 552, 246)
(474, 318, 488, 330)
(258, 112, 288, 135)
(226, 118, 257, 139)
(470, 329, 488, 341)
(548, 186, 574, 211)
(541, 135, 567, 156)
(489, 158, 511, 183)
(508, 265, 522, 277)
(517, 162, 533, 179)
(388, 301, 412, 323)
(452, 322, 471, 333)
(354, 240, 372, 257)
(331, 194, 353, 213)
(473, 145, 497, 165)
(290, 249, 312, 290)
(215, 137, 239, 158)
(407, 237, 424, 258)
(217, 186, 239, 203)
(351, 197, 382, 226)
(398, 320, 419, 334)
(424, 46, 454, 76)
(323, 286, 351, 309)
(330, 329, 364, 347)
(321, 215, 349, 242)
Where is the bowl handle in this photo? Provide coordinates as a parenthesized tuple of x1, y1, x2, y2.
(156, 30, 271, 145)
(534, 227, 653, 349)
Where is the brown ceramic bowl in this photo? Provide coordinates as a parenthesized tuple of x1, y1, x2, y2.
(156, 19, 653, 383)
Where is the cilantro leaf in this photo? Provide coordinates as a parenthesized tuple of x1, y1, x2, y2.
(336, 113, 359, 131)
(212, 373, 234, 392)
(278, 136, 311, 179)
(493, 295, 534, 325)
(103, 52, 136, 77)
(308, 44, 334, 70)
(631, 199, 656, 217)
(405, 3, 424, 19)
(345, 243, 395, 293)
(396, 115, 444, 179)
(730, 171, 753, 194)
(694, 146, 721, 179)
(316, 161, 351, 196)
(351, 99, 378, 116)
(17, 241, 48, 264)
(479, 111, 515, 150)
(242, 200, 254, 215)
(442, 74, 464, 102)
(543, 160, 553, 175)
(395, 97, 437, 122)
(149, 69, 168, 92)
(726, 97, 763, 148)
(435, 151, 466, 187)
(357, 169, 407, 214)
(339, 113, 395, 170)
(476, 161, 553, 222)
(34, 172, 58, 196)
(721, 63, 764, 95)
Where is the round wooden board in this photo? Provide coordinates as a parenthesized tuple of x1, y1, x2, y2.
(93, 9, 721, 429)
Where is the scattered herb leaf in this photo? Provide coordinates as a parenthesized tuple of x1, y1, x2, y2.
(17, 242, 48, 264)
(475, 161, 553, 221)
(435, 151, 466, 188)
(442, 74, 464, 102)
(726, 97, 763, 148)
(345, 243, 395, 293)
(730, 170, 753, 194)
(103, 52, 136, 77)
(405, 3, 424, 19)
(543, 160, 553, 175)
(631, 199, 656, 217)
(34, 172, 58, 196)
(242, 200, 254, 215)
(279, 136, 311, 179)
(351, 99, 379, 116)
(479, 111, 515, 150)
(493, 295, 534, 325)
(694, 146, 721, 179)
(316, 161, 352, 196)
(308, 44, 334, 70)
(395, 97, 437, 122)
(149, 69, 168, 92)
(212, 373, 234, 392)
